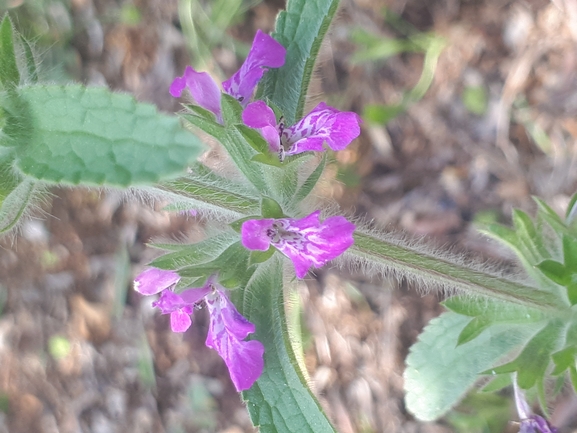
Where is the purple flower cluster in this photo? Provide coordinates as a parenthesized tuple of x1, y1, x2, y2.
(171, 30, 360, 160)
(170, 29, 286, 122)
(134, 269, 264, 392)
(136, 29, 360, 393)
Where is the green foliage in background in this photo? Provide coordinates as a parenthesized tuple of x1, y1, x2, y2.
(354, 8, 446, 125)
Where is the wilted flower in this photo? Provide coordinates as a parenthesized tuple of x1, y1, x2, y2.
(134, 270, 264, 391)
(170, 30, 286, 121)
(513, 378, 558, 433)
(242, 100, 361, 160)
(241, 210, 356, 278)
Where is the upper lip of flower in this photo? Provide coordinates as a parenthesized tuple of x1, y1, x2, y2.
(170, 30, 286, 122)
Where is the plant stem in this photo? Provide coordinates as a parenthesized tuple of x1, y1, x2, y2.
(349, 232, 569, 312)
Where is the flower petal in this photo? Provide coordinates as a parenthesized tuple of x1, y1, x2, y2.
(170, 307, 193, 333)
(170, 66, 222, 119)
(152, 289, 186, 314)
(241, 211, 356, 278)
(179, 286, 212, 305)
(285, 102, 361, 155)
(222, 30, 286, 104)
(278, 212, 355, 278)
(205, 291, 264, 391)
(225, 339, 265, 391)
(242, 100, 277, 128)
(134, 268, 180, 295)
(520, 416, 558, 433)
(241, 218, 275, 251)
(242, 101, 280, 152)
(216, 289, 256, 340)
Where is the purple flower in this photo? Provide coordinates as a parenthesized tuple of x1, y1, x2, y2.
(170, 30, 286, 121)
(242, 100, 361, 159)
(152, 285, 209, 333)
(240, 210, 356, 278)
(222, 30, 286, 104)
(170, 67, 222, 119)
(514, 378, 558, 433)
(134, 271, 264, 391)
(134, 268, 180, 295)
(204, 288, 265, 391)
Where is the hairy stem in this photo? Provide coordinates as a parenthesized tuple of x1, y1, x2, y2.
(349, 232, 568, 312)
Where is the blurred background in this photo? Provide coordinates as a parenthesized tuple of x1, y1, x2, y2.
(1, 0, 577, 431)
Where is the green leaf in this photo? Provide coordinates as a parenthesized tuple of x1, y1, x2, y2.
(0, 15, 19, 88)
(236, 123, 285, 167)
(178, 242, 252, 289)
(404, 311, 533, 421)
(182, 103, 218, 121)
(457, 316, 496, 346)
(551, 345, 577, 375)
(248, 247, 276, 266)
(258, 0, 341, 125)
(443, 295, 543, 320)
(570, 367, 577, 393)
(292, 154, 326, 205)
(13, 85, 204, 186)
(0, 151, 19, 200)
(486, 320, 565, 389)
(221, 93, 244, 126)
(251, 153, 283, 167)
(0, 150, 39, 233)
(563, 235, 577, 271)
(236, 124, 271, 155)
(441, 296, 546, 346)
(149, 232, 239, 270)
(262, 157, 303, 205)
(534, 197, 567, 234)
(481, 222, 557, 285)
(566, 192, 577, 226)
(223, 127, 268, 192)
(261, 196, 284, 218)
(17, 34, 39, 84)
(536, 259, 571, 286)
(479, 374, 512, 393)
(512, 209, 549, 261)
(180, 112, 226, 141)
(0, 176, 37, 233)
(156, 169, 261, 217)
(238, 258, 336, 432)
(183, 105, 269, 193)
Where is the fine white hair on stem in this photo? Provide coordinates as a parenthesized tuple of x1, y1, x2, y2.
(327, 213, 535, 304)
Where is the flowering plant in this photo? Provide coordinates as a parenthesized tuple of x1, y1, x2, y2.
(0, 1, 573, 432)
